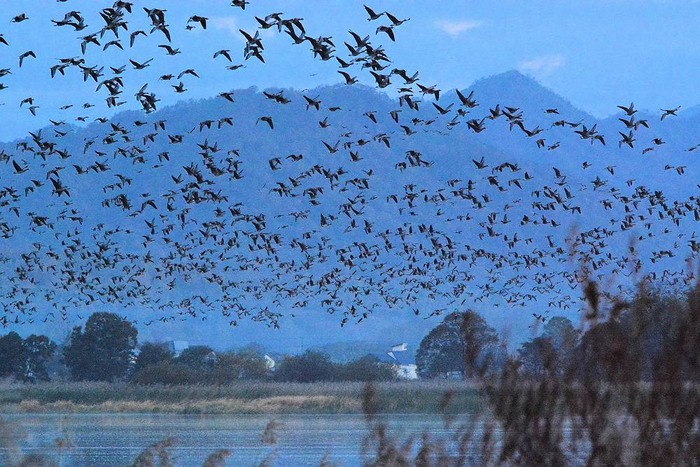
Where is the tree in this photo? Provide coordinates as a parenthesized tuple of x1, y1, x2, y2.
(131, 361, 202, 385)
(517, 336, 558, 378)
(0, 332, 26, 379)
(620, 289, 686, 380)
(176, 345, 216, 369)
(63, 312, 138, 381)
(274, 351, 336, 382)
(211, 349, 268, 383)
(516, 316, 580, 378)
(416, 311, 500, 379)
(336, 355, 397, 382)
(23, 334, 57, 382)
(574, 320, 639, 383)
(133, 342, 173, 374)
(542, 317, 579, 355)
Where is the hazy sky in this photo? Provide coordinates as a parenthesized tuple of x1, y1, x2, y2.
(1, 0, 699, 141)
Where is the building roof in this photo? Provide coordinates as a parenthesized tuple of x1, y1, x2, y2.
(374, 350, 415, 366)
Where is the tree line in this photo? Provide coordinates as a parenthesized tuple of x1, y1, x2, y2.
(2, 282, 696, 385)
(417, 284, 700, 382)
(0, 312, 397, 384)
(0, 331, 56, 382)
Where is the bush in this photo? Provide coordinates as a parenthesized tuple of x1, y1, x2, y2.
(210, 350, 268, 384)
(274, 351, 336, 382)
(272, 352, 398, 382)
(176, 346, 216, 370)
(335, 355, 397, 382)
(131, 349, 269, 385)
(133, 342, 173, 375)
(131, 361, 202, 385)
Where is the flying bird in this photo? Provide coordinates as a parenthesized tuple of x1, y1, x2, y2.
(18, 50, 36, 67)
(187, 15, 208, 29)
(660, 106, 681, 120)
(363, 5, 384, 21)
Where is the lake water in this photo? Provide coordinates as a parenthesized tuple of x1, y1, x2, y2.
(0, 413, 477, 466)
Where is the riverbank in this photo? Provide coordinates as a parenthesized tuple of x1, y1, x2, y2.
(0, 380, 483, 414)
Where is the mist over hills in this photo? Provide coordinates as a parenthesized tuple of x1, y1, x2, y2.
(2, 70, 698, 354)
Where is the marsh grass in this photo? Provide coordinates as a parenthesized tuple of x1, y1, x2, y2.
(359, 280, 700, 466)
(0, 380, 483, 414)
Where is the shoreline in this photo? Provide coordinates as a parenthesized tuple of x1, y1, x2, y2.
(0, 380, 484, 415)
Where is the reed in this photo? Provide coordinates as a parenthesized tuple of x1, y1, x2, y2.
(0, 380, 483, 414)
(4, 281, 700, 465)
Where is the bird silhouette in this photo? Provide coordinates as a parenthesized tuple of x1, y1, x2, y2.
(0, 0, 693, 332)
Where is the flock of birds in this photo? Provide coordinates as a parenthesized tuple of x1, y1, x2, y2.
(0, 1, 698, 330)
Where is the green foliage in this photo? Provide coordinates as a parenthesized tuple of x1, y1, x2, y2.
(273, 352, 397, 383)
(62, 312, 138, 382)
(274, 351, 336, 382)
(335, 355, 397, 382)
(23, 334, 57, 382)
(133, 348, 394, 385)
(517, 336, 558, 378)
(0, 380, 483, 414)
(133, 343, 173, 374)
(176, 346, 215, 369)
(0, 332, 26, 379)
(210, 350, 268, 383)
(132, 349, 268, 385)
(415, 310, 499, 379)
(0, 332, 56, 382)
(131, 361, 202, 386)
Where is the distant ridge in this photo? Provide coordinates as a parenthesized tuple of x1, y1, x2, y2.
(1, 69, 698, 353)
(465, 70, 592, 120)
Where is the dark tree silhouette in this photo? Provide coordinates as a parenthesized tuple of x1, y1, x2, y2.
(335, 355, 397, 382)
(133, 342, 173, 374)
(0, 331, 26, 379)
(176, 345, 216, 370)
(211, 349, 268, 382)
(274, 351, 336, 382)
(416, 311, 499, 379)
(517, 336, 558, 378)
(542, 317, 579, 354)
(517, 316, 579, 378)
(63, 312, 138, 381)
(23, 334, 57, 382)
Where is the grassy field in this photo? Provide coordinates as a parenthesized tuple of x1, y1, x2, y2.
(0, 380, 484, 414)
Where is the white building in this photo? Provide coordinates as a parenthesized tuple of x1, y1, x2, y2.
(168, 340, 189, 357)
(396, 363, 418, 380)
(382, 343, 418, 380)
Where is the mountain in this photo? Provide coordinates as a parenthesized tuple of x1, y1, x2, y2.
(1, 71, 697, 354)
(468, 71, 591, 120)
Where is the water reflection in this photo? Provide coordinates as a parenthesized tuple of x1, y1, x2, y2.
(1, 413, 467, 466)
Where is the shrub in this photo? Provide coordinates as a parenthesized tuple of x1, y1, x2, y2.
(131, 361, 202, 385)
(335, 355, 396, 382)
(274, 351, 336, 382)
(133, 343, 173, 375)
(210, 350, 268, 384)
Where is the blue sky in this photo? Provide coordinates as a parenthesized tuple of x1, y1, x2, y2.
(1, 1, 698, 350)
(1, 1, 699, 141)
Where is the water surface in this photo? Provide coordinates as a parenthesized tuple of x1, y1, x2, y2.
(1, 413, 470, 466)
